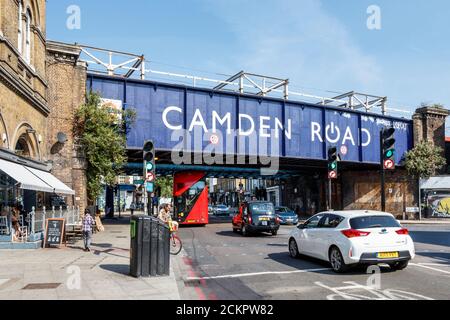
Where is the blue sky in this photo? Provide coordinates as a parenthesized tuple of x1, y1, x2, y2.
(47, 0, 450, 118)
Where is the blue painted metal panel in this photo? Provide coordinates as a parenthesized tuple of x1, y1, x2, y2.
(88, 74, 413, 165)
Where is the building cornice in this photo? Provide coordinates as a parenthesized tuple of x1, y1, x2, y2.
(0, 65, 50, 116)
(0, 147, 51, 172)
(0, 34, 48, 87)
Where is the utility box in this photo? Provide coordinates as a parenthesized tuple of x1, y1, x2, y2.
(130, 215, 170, 277)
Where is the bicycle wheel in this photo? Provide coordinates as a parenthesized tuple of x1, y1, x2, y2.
(170, 235, 183, 255)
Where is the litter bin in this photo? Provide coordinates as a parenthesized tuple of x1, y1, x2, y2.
(130, 215, 170, 277)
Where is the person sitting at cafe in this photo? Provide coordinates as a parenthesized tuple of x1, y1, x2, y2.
(11, 205, 23, 240)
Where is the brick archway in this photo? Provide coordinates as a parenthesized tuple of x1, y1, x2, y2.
(11, 122, 41, 160)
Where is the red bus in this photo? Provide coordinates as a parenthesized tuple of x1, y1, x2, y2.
(173, 171, 209, 225)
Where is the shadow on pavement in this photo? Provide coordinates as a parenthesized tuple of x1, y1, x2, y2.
(410, 231, 450, 247)
(91, 243, 113, 248)
(416, 251, 450, 263)
(99, 264, 130, 276)
(216, 230, 275, 238)
(267, 252, 394, 276)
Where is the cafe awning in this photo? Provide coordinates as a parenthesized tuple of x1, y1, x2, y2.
(25, 167, 75, 195)
(0, 158, 75, 195)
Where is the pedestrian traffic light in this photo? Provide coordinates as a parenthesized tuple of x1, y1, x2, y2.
(143, 140, 156, 180)
(381, 128, 396, 170)
(328, 146, 338, 179)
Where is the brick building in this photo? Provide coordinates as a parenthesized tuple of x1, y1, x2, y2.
(0, 0, 83, 222)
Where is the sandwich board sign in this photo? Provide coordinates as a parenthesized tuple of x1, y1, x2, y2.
(43, 218, 65, 248)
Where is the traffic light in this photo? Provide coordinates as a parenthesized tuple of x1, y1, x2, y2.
(143, 140, 156, 185)
(381, 128, 396, 170)
(328, 146, 338, 179)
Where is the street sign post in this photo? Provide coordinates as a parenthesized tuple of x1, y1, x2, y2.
(327, 146, 338, 210)
(143, 140, 156, 216)
(380, 127, 396, 212)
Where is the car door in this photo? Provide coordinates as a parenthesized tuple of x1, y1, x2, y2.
(315, 214, 344, 260)
(297, 214, 324, 257)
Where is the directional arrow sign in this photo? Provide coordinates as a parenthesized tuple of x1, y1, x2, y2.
(146, 172, 155, 182)
(384, 159, 395, 170)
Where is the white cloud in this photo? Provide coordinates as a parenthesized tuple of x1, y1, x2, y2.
(201, 0, 383, 94)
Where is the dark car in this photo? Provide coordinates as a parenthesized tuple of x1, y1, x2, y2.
(232, 201, 280, 236)
(275, 206, 299, 225)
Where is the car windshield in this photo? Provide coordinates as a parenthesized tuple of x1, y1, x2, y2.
(350, 215, 401, 229)
(250, 203, 274, 216)
(276, 207, 288, 213)
(217, 205, 227, 209)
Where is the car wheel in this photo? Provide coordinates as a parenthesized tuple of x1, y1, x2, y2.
(389, 261, 409, 271)
(329, 246, 349, 273)
(241, 225, 248, 237)
(289, 238, 299, 258)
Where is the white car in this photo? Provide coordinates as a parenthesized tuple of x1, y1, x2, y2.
(288, 210, 415, 273)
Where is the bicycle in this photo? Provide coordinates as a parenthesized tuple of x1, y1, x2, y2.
(168, 220, 182, 255)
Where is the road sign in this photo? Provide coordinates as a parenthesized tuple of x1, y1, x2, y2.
(146, 172, 155, 182)
(328, 171, 337, 179)
(146, 183, 154, 193)
(384, 159, 395, 170)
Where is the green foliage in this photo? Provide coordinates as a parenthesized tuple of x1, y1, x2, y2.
(75, 92, 136, 202)
(405, 140, 447, 179)
(156, 176, 173, 198)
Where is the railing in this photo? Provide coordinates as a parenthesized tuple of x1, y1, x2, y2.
(29, 206, 81, 236)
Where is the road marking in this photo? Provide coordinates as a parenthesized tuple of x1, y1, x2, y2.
(186, 268, 331, 281)
(316, 281, 434, 300)
(410, 263, 450, 275)
(418, 263, 450, 267)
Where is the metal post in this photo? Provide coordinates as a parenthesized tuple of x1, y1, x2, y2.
(117, 185, 121, 219)
(418, 180, 422, 220)
(380, 130, 386, 212)
(42, 207, 46, 232)
(328, 178, 332, 211)
(31, 207, 35, 235)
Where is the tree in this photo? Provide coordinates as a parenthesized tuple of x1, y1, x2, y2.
(74, 92, 136, 203)
(156, 176, 174, 198)
(405, 140, 447, 219)
(405, 140, 446, 179)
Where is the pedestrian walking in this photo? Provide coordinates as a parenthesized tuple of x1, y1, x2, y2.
(82, 209, 95, 252)
(130, 202, 136, 216)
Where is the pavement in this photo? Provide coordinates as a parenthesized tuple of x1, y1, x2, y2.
(0, 215, 180, 300)
(173, 215, 450, 300)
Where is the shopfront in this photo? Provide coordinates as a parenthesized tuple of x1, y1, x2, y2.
(0, 157, 75, 246)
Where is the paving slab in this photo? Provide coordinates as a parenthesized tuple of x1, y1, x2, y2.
(0, 218, 181, 300)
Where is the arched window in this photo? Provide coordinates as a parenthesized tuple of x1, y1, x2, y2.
(15, 135, 31, 158)
(17, 1, 23, 54)
(25, 9, 32, 64)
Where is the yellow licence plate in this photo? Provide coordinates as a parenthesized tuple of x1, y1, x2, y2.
(377, 252, 399, 259)
(259, 217, 270, 221)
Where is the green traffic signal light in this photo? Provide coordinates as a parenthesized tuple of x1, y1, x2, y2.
(329, 162, 337, 170)
(385, 149, 395, 159)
